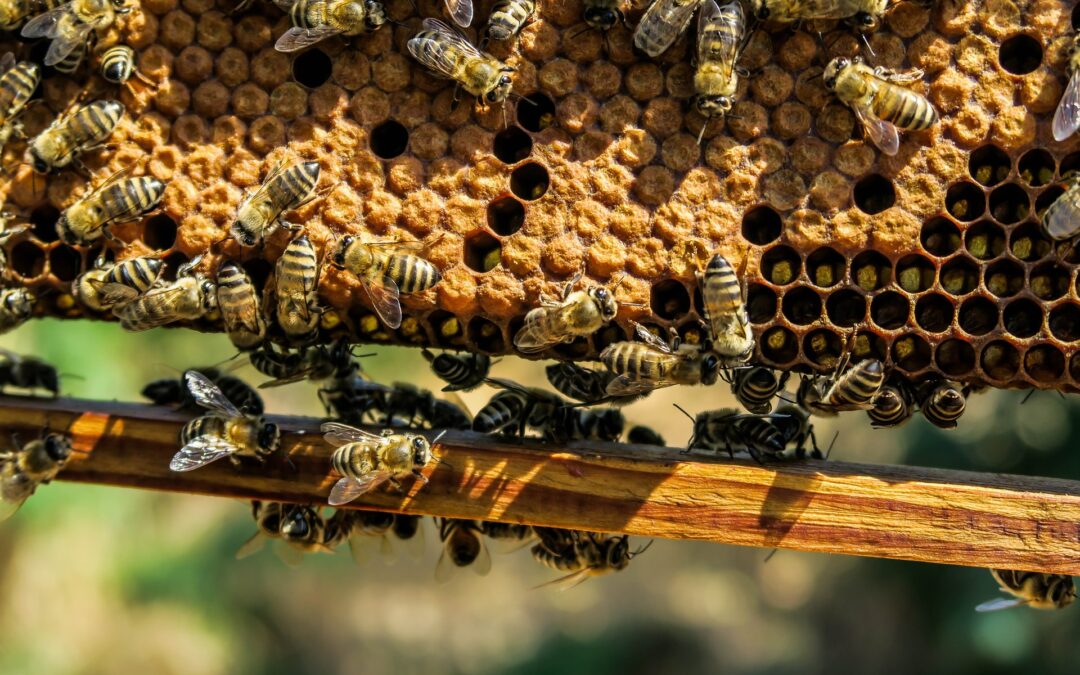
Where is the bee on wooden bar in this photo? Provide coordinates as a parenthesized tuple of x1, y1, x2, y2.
(55, 165, 166, 245)
(700, 253, 754, 366)
(171, 371, 281, 471)
(0, 53, 40, 151)
(237, 502, 333, 564)
(771, 403, 822, 459)
(693, 0, 745, 144)
(472, 377, 563, 438)
(322, 421, 444, 506)
(1053, 32, 1080, 141)
(532, 528, 650, 589)
(436, 518, 491, 582)
(442, 0, 472, 27)
(0, 288, 34, 335)
(976, 570, 1076, 612)
(0, 431, 72, 521)
(407, 18, 515, 107)
(866, 382, 913, 428)
(1041, 175, 1080, 243)
(482, 0, 535, 47)
(725, 366, 787, 414)
(28, 99, 123, 174)
(0, 349, 59, 395)
(513, 271, 620, 354)
(627, 424, 665, 446)
(797, 358, 885, 417)
(226, 159, 320, 248)
(273, 0, 387, 52)
(918, 380, 965, 429)
(633, 0, 703, 58)
(677, 404, 787, 462)
(599, 322, 721, 397)
(216, 260, 266, 351)
(21, 0, 130, 68)
(272, 233, 321, 343)
(422, 348, 490, 392)
(823, 56, 937, 156)
(113, 256, 216, 331)
(73, 254, 163, 313)
(747, 0, 887, 32)
(142, 367, 264, 415)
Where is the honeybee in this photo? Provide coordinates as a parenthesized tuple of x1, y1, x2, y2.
(0, 54, 40, 150)
(237, 502, 333, 564)
(225, 159, 319, 248)
(99, 44, 155, 88)
(599, 322, 721, 396)
(0, 288, 34, 334)
(626, 424, 665, 446)
(513, 275, 619, 354)
(0, 0, 60, 30)
(1041, 175, 1080, 242)
(216, 260, 265, 351)
(52, 40, 86, 75)
(976, 569, 1076, 613)
(771, 403, 822, 459)
(866, 382, 913, 428)
(55, 165, 166, 245)
(797, 358, 885, 417)
(0, 431, 72, 521)
(918, 380, 965, 429)
(532, 528, 648, 589)
(329, 235, 442, 330)
(693, 0, 745, 143)
(443, 0, 472, 27)
(725, 366, 788, 414)
(273, 0, 386, 52)
(480, 520, 533, 545)
(21, 0, 129, 68)
(407, 18, 515, 106)
(171, 371, 281, 471)
(545, 361, 648, 406)
(747, 0, 887, 31)
(272, 233, 320, 343)
(321, 421, 443, 506)
(28, 99, 124, 174)
(422, 348, 490, 392)
(142, 367, 264, 415)
(582, 0, 626, 31)
(677, 404, 787, 462)
(546, 405, 624, 444)
(1053, 33, 1080, 141)
(472, 377, 563, 437)
(436, 518, 491, 582)
(823, 56, 938, 157)
(73, 254, 162, 312)
(112, 256, 216, 331)
(0, 349, 59, 395)
(700, 253, 754, 365)
(482, 0, 535, 46)
(252, 340, 355, 387)
(633, 0, 703, 58)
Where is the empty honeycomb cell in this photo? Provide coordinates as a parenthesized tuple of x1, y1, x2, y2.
(144, 213, 178, 251)
(940, 256, 979, 295)
(895, 254, 936, 293)
(160, 252, 189, 282)
(468, 316, 505, 354)
(463, 231, 502, 274)
(968, 144, 1011, 186)
(920, 217, 962, 256)
(487, 196, 526, 236)
(518, 93, 556, 132)
(936, 339, 977, 377)
(1025, 345, 1065, 383)
(853, 174, 895, 215)
(803, 328, 843, 368)
(805, 247, 844, 288)
(746, 284, 778, 324)
(987, 183, 1029, 224)
(1029, 262, 1070, 301)
(945, 181, 986, 221)
(290, 49, 333, 89)
(870, 291, 909, 330)
(47, 246, 80, 282)
(650, 280, 691, 320)
(915, 293, 953, 333)
(964, 220, 1006, 260)
(981, 340, 1020, 381)
(1018, 148, 1055, 186)
(850, 250, 892, 292)
(510, 162, 550, 201)
(958, 296, 999, 335)
(370, 120, 409, 160)
(984, 259, 1025, 298)
(241, 258, 272, 293)
(1009, 221, 1052, 261)
(760, 326, 798, 364)
(998, 34, 1043, 75)
(1074, 3, 1080, 29)
(893, 335, 932, 372)
(761, 245, 801, 286)
(781, 287, 823, 326)
(11, 241, 44, 279)
(852, 331, 887, 362)
(1002, 298, 1042, 338)
(30, 205, 60, 244)
(741, 205, 782, 246)
(492, 126, 533, 164)
(825, 289, 866, 327)
(1049, 303, 1080, 342)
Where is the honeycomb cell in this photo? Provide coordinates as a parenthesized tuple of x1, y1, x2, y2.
(853, 174, 895, 215)
(468, 316, 505, 353)
(144, 213, 178, 251)
(30, 205, 61, 244)
(650, 280, 691, 320)
(761, 245, 801, 285)
(987, 183, 1029, 224)
(518, 93, 556, 132)
(428, 310, 465, 348)
(1074, 4, 1080, 29)
(487, 196, 526, 236)
(760, 326, 798, 364)
(464, 230, 502, 273)
(852, 331, 887, 362)
(958, 296, 998, 335)
(781, 287, 822, 326)
(968, 144, 1010, 186)
(964, 220, 1006, 261)
(1002, 298, 1042, 338)
(370, 120, 409, 159)
(48, 246, 80, 282)
(1033, 185, 1064, 220)
(895, 254, 935, 293)
(1024, 345, 1064, 383)
(892, 335, 931, 372)
(984, 259, 1024, 298)
(805, 247, 844, 288)
(510, 162, 549, 201)
(741, 205, 782, 245)
(160, 252, 189, 282)
(825, 289, 866, 327)
(945, 181, 986, 221)
(1049, 303, 1080, 341)
(920, 217, 961, 256)
(1018, 148, 1055, 187)
(940, 256, 978, 295)
(1061, 151, 1080, 177)
(1009, 221, 1052, 261)
(998, 34, 1043, 75)
(850, 250, 891, 291)
(492, 126, 533, 164)
(746, 284, 777, 323)
(981, 340, 1020, 381)
(870, 291, 909, 330)
(11, 241, 44, 279)
(915, 293, 953, 332)
(292, 49, 332, 89)
(803, 328, 842, 367)
(936, 339, 976, 377)
(1029, 262, 1070, 301)
(241, 259, 272, 293)
(594, 323, 627, 353)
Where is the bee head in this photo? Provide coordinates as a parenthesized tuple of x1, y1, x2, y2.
(694, 94, 733, 118)
(848, 11, 880, 32)
(822, 58, 848, 90)
(411, 435, 431, 465)
(281, 507, 313, 540)
(29, 148, 49, 175)
(590, 287, 618, 321)
(258, 422, 281, 454)
(43, 433, 72, 463)
(487, 70, 515, 103)
(363, 0, 387, 29)
(199, 279, 218, 311)
(584, 6, 620, 30)
(700, 352, 721, 385)
(605, 535, 632, 570)
(331, 236, 353, 268)
(931, 386, 965, 413)
(1051, 576, 1077, 608)
(747, 0, 767, 20)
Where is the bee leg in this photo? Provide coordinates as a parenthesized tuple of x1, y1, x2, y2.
(412, 469, 429, 485)
(389, 477, 404, 492)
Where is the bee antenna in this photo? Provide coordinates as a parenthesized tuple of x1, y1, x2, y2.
(860, 33, 876, 58)
(672, 403, 695, 422)
(431, 429, 449, 445)
(567, 23, 594, 41)
(697, 119, 709, 146)
(1020, 388, 1036, 405)
(762, 548, 779, 563)
(631, 539, 654, 556)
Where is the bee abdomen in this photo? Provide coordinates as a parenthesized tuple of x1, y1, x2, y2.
(0, 61, 40, 108)
(100, 45, 135, 83)
(69, 100, 124, 146)
(879, 86, 937, 130)
(52, 42, 87, 75)
(180, 416, 226, 444)
(867, 385, 911, 428)
(530, 543, 580, 572)
(106, 176, 166, 223)
(822, 360, 884, 407)
(601, 343, 665, 380)
(487, 0, 535, 40)
(473, 392, 525, 433)
(105, 256, 162, 293)
(920, 383, 965, 429)
(273, 161, 320, 210)
(290, 0, 323, 30)
(732, 367, 781, 413)
(385, 253, 441, 293)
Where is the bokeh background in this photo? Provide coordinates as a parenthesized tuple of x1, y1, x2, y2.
(0, 319, 1078, 675)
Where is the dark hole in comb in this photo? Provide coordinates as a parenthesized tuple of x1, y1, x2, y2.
(10, 241, 44, 278)
(1025, 345, 1064, 383)
(988, 183, 1029, 224)
(760, 326, 798, 364)
(48, 245, 81, 282)
(144, 213, 178, 251)
(981, 340, 1019, 380)
(292, 48, 332, 88)
(468, 316, 505, 353)
(1009, 221, 1052, 261)
(741, 205, 782, 245)
(958, 296, 998, 336)
(853, 174, 895, 215)
(869, 291, 908, 330)
(968, 144, 1011, 187)
(998, 34, 1042, 75)
(1002, 298, 1042, 338)
(1049, 303, 1080, 342)
(487, 195, 526, 236)
(825, 289, 865, 327)
(30, 205, 61, 243)
(161, 251, 189, 282)
(936, 339, 976, 377)
(463, 230, 501, 273)
(1018, 149, 1055, 187)
(781, 287, 822, 325)
(803, 328, 842, 368)
(920, 217, 961, 256)
(892, 335, 931, 372)
(984, 259, 1024, 298)
(1029, 261, 1069, 301)
(914, 293, 952, 333)
(594, 323, 627, 352)
(428, 309, 465, 347)
(939, 256, 978, 295)
(945, 181, 985, 222)
(746, 284, 777, 323)
(509, 162, 549, 201)
(761, 245, 801, 285)
(963, 220, 1005, 260)
(517, 93, 556, 133)
(492, 126, 533, 164)
(242, 258, 273, 293)
(370, 120, 409, 160)
(650, 279, 690, 320)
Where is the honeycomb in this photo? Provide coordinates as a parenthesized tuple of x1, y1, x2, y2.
(0, 0, 1078, 392)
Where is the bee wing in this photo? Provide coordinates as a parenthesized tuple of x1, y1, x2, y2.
(443, 0, 474, 27)
(169, 435, 237, 472)
(1053, 70, 1080, 142)
(434, 547, 457, 583)
(346, 535, 376, 566)
(472, 538, 492, 575)
(392, 523, 426, 560)
(235, 531, 268, 559)
(0, 52, 14, 74)
(43, 22, 94, 67)
(409, 20, 483, 79)
(513, 313, 561, 353)
(115, 283, 188, 331)
(638, 0, 702, 57)
(853, 101, 900, 157)
(275, 25, 342, 52)
(82, 163, 138, 201)
(184, 370, 245, 417)
(533, 568, 591, 591)
(0, 497, 27, 523)
(98, 282, 141, 306)
(605, 374, 671, 397)
(321, 421, 383, 445)
(274, 542, 305, 567)
(363, 238, 428, 253)
(632, 321, 673, 353)
(361, 275, 402, 329)
(975, 597, 1026, 613)
(20, 4, 70, 38)
(328, 473, 390, 505)
(697, 0, 740, 81)
(257, 371, 312, 389)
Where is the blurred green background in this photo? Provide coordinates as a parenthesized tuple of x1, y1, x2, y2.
(0, 318, 1078, 675)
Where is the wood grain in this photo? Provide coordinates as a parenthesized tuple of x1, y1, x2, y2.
(3, 396, 1079, 574)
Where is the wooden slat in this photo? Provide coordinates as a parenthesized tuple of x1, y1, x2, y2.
(3, 396, 1079, 573)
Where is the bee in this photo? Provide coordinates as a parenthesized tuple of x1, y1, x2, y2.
(73, 254, 162, 313)
(693, 0, 745, 144)
(225, 159, 319, 248)
(599, 322, 721, 397)
(1053, 33, 1080, 141)
(52, 40, 86, 75)
(171, 371, 280, 472)
(443, 0, 472, 27)
(1041, 175, 1080, 242)
(797, 358, 885, 417)
(20, 0, 130, 67)
(272, 233, 321, 343)
(329, 235, 442, 330)
(0, 288, 34, 335)
(866, 382, 914, 428)
(0, 431, 72, 521)
(142, 368, 264, 415)
(99, 44, 155, 88)
(700, 253, 754, 365)
(216, 261, 266, 351)
(747, 0, 888, 32)
(919, 380, 965, 429)
(55, 165, 165, 245)
(725, 366, 788, 414)
(532, 528, 649, 589)
(420, 395, 472, 430)
(633, 0, 703, 58)
(513, 274, 619, 354)
(626, 425, 665, 446)
(771, 403, 822, 459)
(272, 0, 387, 52)
(0, 349, 59, 395)
(976, 569, 1076, 613)
(545, 362, 614, 403)
(253, 339, 356, 388)
(482, 0, 535, 47)
(823, 56, 938, 157)
(422, 348, 490, 393)
(237, 502, 333, 564)
(472, 377, 563, 437)
(28, 99, 124, 174)
(321, 421, 444, 506)
(480, 520, 533, 544)
(0, 212, 29, 276)
(582, 0, 626, 31)
(435, 518, 491, 582)
(112, 256, 217, 331)
(546, 406, 625, 444)
(0, 54, 40, 151)
(0, 0, 60, 30)
(407, 18, 515, 107)
(678, 405, 787, 462)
